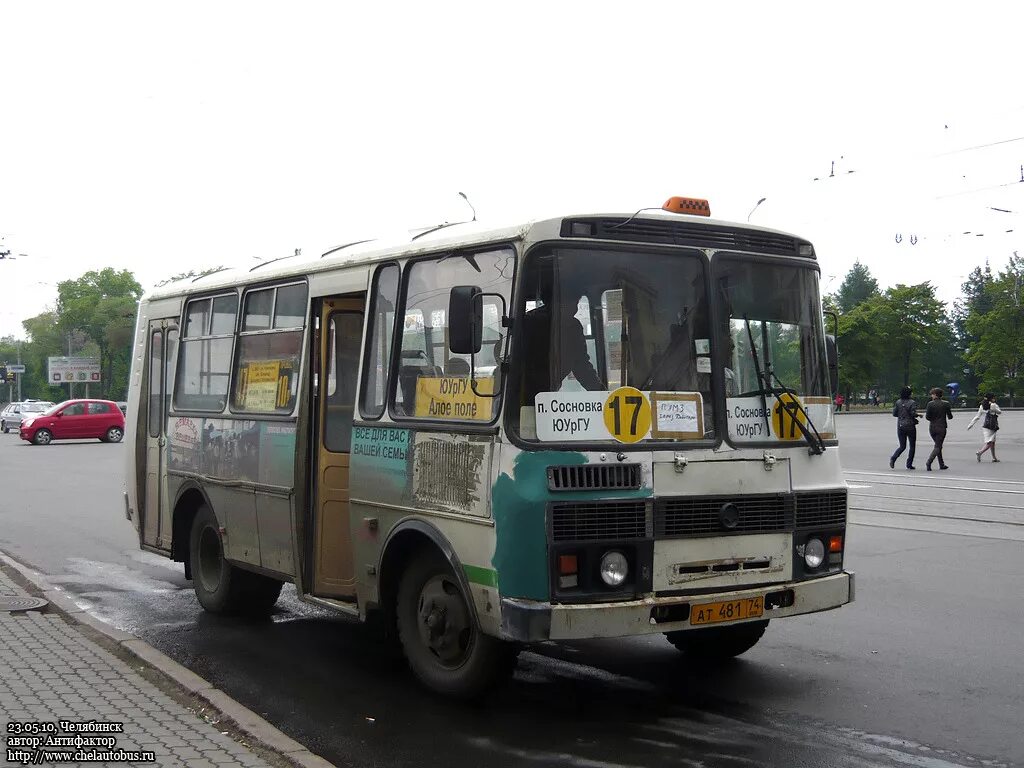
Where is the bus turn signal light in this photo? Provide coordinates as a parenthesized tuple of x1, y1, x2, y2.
(829, 535, 843, 553)
(662, 196, 711, 216)
(559, 554, 578, 575)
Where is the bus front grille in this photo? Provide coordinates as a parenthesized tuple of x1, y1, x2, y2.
(795, 490, 847, 528)
(547, 463, 642, 491)
(550, 501, 649, 542)
(655, 494, 792, 537)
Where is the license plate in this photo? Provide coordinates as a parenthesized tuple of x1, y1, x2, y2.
(690, 596, 764, 625)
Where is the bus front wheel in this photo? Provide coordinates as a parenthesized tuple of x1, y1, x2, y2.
(396, 551, 517, 698)
(189, 504, 282, 615)
(665, 619, 769, 660)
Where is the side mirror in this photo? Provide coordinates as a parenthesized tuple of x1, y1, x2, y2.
(449, 285, 483, 355)
(56, 411, 64, 418)
(825, 334, 839, 398)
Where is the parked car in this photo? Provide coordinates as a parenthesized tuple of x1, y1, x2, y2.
(1, 400, 56, 433)
(19, 399, 126, 445)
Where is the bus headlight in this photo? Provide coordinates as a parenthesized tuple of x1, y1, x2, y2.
(599, 551, 629, 587)
(804, 538, 826, 569)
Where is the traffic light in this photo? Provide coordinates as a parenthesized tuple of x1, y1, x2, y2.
(0, 366, 7, 383)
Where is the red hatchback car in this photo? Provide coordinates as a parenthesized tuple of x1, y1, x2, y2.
(20, 399, 126, 445)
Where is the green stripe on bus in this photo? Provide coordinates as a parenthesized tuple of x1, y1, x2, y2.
(464, 565, 498, 588)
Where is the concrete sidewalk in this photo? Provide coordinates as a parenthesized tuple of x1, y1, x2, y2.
(0, 556, 334, 768)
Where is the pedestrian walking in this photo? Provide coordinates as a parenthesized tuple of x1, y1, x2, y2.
(924, 386, 953, 471)
(835, 393, 844, 412)
(889, 386, 918, 469)
(967, 393, 1002, 462)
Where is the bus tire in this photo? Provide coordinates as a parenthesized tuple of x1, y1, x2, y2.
(665, 619, 769, 660)
(237, 572, 283, 615)
(189, 503, 247, 614)
(396, 551, 517, 698)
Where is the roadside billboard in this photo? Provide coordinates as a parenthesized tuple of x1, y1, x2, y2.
(48, 356, 101, 384)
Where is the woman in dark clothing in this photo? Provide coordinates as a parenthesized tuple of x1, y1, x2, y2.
(925, 386, 953, 471)
(890, 386, 918, 470)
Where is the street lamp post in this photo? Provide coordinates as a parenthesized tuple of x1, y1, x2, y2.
(747, 197, 766, 222)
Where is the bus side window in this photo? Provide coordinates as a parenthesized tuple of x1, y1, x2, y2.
(360, 264, 399, 419)
(231, 282, 307, 414)
(325, 311, 363, 451)
(175, 293, 237, 412)
(393, 248, 514, 421)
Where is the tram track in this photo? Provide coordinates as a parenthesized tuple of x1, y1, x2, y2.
(843, 468, 1023, 537)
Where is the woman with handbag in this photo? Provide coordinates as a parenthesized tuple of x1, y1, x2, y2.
(967, 393, 1002, 462)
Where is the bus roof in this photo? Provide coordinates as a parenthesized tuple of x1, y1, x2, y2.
(142, 209, 809, 302)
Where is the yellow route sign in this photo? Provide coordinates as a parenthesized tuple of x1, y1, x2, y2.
(415, 376, 493, 421)
(771, 392, 806, 440)
(603, 386, 651, 443)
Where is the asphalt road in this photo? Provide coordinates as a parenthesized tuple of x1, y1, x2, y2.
(1, 413, 1021, 768)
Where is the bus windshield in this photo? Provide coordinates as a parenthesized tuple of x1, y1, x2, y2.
(716, 256, 833, 444)
(513, 245, 713, 442)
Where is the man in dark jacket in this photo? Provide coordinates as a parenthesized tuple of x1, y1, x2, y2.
(925, 386, 953, 470)
(521, 282, 603, 405)
(890, 386, 918, 469)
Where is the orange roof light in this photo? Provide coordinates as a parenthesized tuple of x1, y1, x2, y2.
(662, 196, 711, 216)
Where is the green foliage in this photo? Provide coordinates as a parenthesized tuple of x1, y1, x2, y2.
(55, 269, 142, 400)
(835, 260, 880, 313)
(835, 282, 958, 403)
(966, 254, 1023, 404)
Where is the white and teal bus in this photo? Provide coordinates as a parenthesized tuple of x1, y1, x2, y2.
(124, 196, 853, 697)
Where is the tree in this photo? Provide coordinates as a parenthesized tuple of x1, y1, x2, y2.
(952, 263, 994, 398)
(835, 260, 880, 313)
(876, 283, 952, 392)
(836, 295, 886, 400)
(967, 254, 1024, 405)
(55, 269, 142, 399)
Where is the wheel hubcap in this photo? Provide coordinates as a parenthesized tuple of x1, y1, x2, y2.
(417, 575, 472, 667)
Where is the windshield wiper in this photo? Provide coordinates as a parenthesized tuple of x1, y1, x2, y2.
(741, 315, 826, 455)
(743, 315, 773, 438)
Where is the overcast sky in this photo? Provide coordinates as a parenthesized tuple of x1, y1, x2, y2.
(2, 1, 1021, 339)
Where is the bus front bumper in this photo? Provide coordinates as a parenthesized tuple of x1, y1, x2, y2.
(500, 570, 854, 642)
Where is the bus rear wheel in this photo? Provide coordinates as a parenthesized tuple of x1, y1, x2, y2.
(665, 619, 769, 660)
(396, 551, 517, 698)
(189, 504, 282, 615)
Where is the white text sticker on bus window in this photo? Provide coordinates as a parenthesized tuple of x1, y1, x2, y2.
(727, 394, 835, 442)
(802, 396, 835, 439)
(727, 396, 773, 441)
(534, 391, 612, 441)
(696, 356, 711, 374)
(650, 392, 704, 439)
(535, 388, 665, 443)
(694, 338, 710, 355)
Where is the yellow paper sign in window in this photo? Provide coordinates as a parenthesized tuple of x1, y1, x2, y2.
(243, 360, 282, 412)
(415, 376, 493, 421)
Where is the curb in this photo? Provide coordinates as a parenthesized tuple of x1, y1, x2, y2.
(0, 552, 335, 768)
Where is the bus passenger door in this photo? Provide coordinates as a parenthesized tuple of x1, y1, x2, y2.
(143, 321, 177, 550)
(313, 298, 364, 597)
